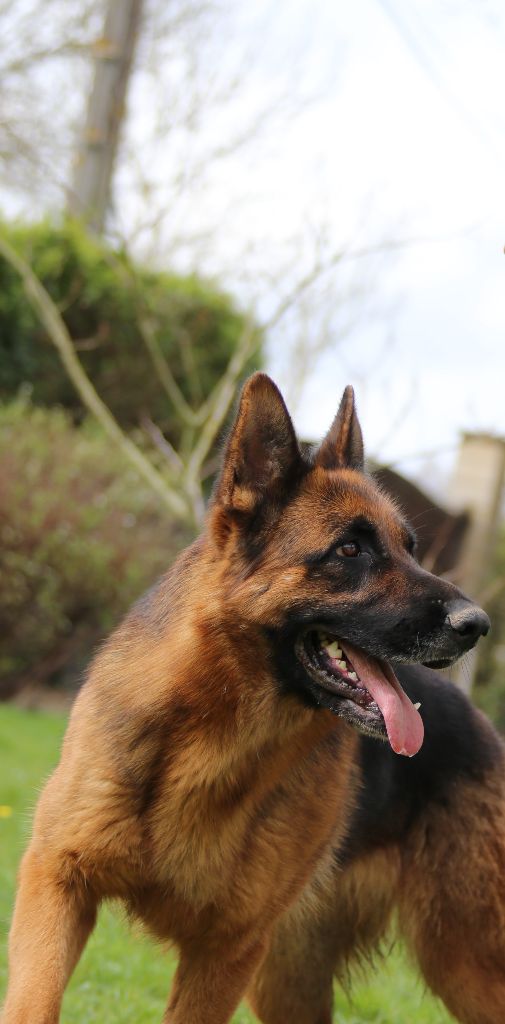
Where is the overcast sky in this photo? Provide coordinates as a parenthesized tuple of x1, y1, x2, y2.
(290, 0, 505, 489)
(128, 0, 505, 492)
(4, 0, 505, 498)
(218, 0, 505, 490)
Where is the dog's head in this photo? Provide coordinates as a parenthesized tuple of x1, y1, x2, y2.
(208, 373, 490, 756)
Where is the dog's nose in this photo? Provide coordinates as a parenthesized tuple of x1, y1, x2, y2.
(445, 600, 490, 643)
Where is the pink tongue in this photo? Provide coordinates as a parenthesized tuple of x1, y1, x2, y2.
(340, 642, 424, 757)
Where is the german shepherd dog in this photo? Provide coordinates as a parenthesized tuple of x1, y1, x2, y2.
(3, 373, 504, 1024)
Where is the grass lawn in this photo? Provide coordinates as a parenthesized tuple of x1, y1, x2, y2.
(0, 704, 455, 1023)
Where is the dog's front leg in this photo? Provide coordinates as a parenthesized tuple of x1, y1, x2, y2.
(2, 845, 97, 1024)
(164, 934, 267, 1024)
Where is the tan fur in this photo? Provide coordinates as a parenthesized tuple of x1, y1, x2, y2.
(248, 846, 399, 1024)
(2, 530, 358, 1024)
(398, 760, 505, 1024)
(3, 374, 504, 1024)
(249, 761, 505, 1024)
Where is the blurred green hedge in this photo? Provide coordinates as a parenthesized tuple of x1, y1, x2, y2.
(0, 219, 262, 694)
(0, 398, 189, 695)
(0, 219, 259, 438)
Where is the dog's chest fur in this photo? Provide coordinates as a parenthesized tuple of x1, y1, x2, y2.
(140, 713, 357, 920)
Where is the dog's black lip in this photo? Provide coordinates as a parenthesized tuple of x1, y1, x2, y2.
(286, 626, 389, 741)
(294, 630, 369, 703)
(307, 681, 389, 741)
(422, 656, 457, 670)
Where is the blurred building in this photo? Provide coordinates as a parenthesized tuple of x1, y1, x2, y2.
(373, 464, 469, 579)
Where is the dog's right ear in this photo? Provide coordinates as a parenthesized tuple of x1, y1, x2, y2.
(212, 373, 301, 521)
(314, 385, 364, 471)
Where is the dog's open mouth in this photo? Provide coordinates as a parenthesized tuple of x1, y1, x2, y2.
(295, 629, 424, 757)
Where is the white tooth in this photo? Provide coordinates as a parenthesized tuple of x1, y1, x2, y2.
(348, 672, 359, 682)
(413, 701, 421, 710)
(326, 642, 341, 658)
(337, 660, 347, 670)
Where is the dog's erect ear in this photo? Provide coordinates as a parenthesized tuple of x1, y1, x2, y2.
(315, 385, 364, 471)
(214, 372, 301, 514)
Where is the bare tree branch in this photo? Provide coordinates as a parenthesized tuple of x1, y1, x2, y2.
(185, 317, 259, 488)
(3, 42, 92, 75)
(141, 414, 184, 474)
(137, 313, 200, 426)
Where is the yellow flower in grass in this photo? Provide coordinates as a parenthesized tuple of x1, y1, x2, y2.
(0, 805, 13, 818)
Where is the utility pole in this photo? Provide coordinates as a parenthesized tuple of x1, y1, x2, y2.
(68, 0, 145, 235)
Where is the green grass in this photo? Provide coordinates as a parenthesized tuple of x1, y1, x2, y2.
(0, 705, 454, 1023)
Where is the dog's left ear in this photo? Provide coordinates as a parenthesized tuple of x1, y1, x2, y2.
(315, 385, 364, 471)
(213, 372, 301, 516)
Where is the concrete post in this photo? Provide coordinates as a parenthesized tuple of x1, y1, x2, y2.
(446, 433, 505, 692)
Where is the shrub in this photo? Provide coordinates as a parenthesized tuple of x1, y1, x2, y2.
(0, 219, 260, 438)
(0, 398, 189, 695)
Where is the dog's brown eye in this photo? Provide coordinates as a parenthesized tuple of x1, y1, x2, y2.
(336, 541, 361, 558)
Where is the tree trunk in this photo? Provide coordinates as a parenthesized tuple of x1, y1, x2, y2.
(68, 0, 144, 233)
